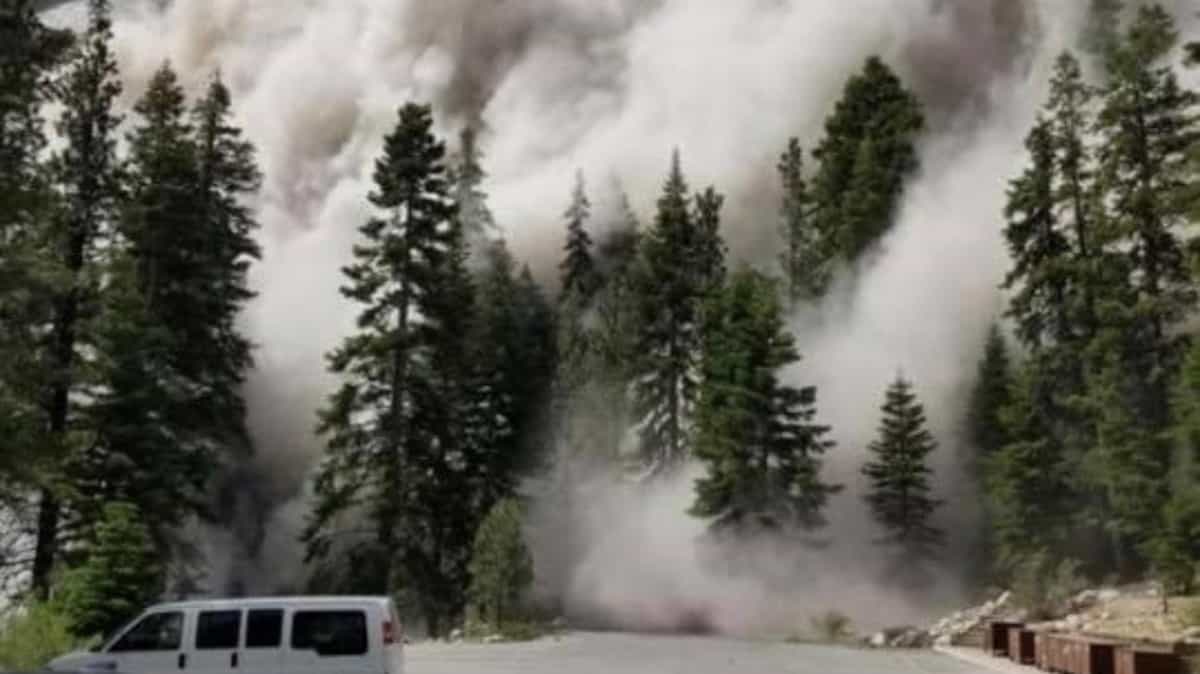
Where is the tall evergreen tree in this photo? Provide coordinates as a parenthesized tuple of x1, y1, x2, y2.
(559, 170, 596, 303)
(406, 216, 483, 635)
(1095, 5, 1198, 426)
(967, 324, 1013, 462)
(1003, 118, 1070, 351)
(690, 267, 840, 534)
(631, 152, 725, 475)
(190, 71, 262, 461)
(987, 359, 1073, 570)
(777, 137, 825, 302)
(30, 0, 123, 596)
(1083, 7, 1199, 569)
(0, 0, 70, 502)
(810, 56, 923, 263)
(303, 103, 455, 599)
(75, 63, 216, 564)
(862, 376, 944, 576)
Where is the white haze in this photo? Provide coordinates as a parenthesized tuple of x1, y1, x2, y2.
(36, 0, 1196, 634)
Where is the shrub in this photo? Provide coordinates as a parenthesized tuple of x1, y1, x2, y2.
(1011, 550, 1086, 620)
(467, 498, 534, 630)
(58, 501, 165, 639)
(0, 599, 94, 670)
(809, 610, 853, 642)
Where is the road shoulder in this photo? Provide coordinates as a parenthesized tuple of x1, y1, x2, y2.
(933, 645, 1039, 674)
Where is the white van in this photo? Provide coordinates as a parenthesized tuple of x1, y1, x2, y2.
(47, 596, 404, 674)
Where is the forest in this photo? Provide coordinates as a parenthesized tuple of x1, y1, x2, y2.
(1, 0, 1200, 651)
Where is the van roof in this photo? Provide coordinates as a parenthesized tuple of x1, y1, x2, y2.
(149, 596, 392, 611)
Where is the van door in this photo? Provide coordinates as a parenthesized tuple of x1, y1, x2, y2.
(284, 609, 375, 674)
(105, 610, 187, 674)
(191, 610, 242, 674)
(240, 608, 285, 674)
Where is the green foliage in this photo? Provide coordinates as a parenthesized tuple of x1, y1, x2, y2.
(631, 152, 726, 475)
(777, 138, 825, 302)
(0, 0, 69, 505)
(810, 56, 923, 262)
(303, 103, 456, 604)
(967, 324, 1013, 461)
(0, 598, 93, 671)
(808, 610, 853, 643)
(58, 502, 164, 640)
(988, 360, 1073, 571)
(29, 0, 124, 595)
(690, 266, 840, 533)
(1096, 5, 1199, 426)
(559, 171, 597, 303)
(862, 376, 943, 578)
(1148, 488, 1200, 595)
(468, 498, 534, 629)
(1009, 549, 1086, 620)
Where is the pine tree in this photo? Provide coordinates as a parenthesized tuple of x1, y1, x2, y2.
(988, 359, 1073, 571)
(595, 181, 640, 282)
(862, 376, 944, 576)
(303, 103, 455, 598)
(1003, 118, 1070, 351)
(559, 170, 596, 303)
(30, 0, 123, 597)
(472, 240, 549, 506)
(78, 63, 224, 563)
(190, 71, 262, 460)
(58, 501, 164, 640)
(631, 152, 725, 475)
(407, 217, 482, 635)
(777, 137, 825, 302)
(467, 498, 533, 629)
(967, 324, 1013, 462)
(690, 267, 840, 534)
(810, 56, 923, 263)
(0, 0, 70, 502)
(1095, 5, 1198, 427)
(1077, 7, 1199, 572)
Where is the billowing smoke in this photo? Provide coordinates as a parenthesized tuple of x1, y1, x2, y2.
(37, 0, 1195, 634)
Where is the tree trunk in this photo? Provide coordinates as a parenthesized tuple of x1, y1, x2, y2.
(30, 488, 59, 598)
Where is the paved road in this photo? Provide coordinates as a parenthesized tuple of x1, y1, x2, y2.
(405, 632, 995, 674)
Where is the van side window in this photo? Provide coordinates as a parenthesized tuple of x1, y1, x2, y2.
(291, 611, 367, 656)
(246, 609, 283, 648)
(109, 612, 183, 652)
(196, 610, 241, 649)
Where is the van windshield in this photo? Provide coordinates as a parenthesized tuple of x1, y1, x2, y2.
(98, 614, 141, 652)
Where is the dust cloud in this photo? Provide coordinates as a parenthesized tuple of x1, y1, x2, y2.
(37, 0, 1187, 635)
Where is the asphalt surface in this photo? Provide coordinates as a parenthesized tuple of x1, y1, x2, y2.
(405, 632, 995, 674)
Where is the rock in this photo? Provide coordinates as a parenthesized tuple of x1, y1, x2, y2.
(1183, 626, 1200, 640)
(869, 632, 887, 648)
(879, 626, 931, 649)
(448, 628, 464, 642)
(1097, 589, 1120, 602)
(484, 634, 504, 644)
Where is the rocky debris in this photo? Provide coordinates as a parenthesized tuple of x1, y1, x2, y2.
(926, 590, 1024, 647)
(865, 625, 932, 649)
